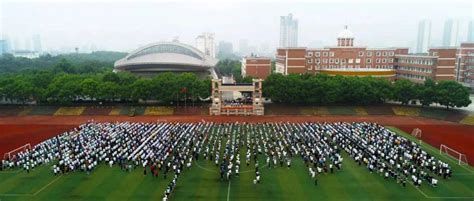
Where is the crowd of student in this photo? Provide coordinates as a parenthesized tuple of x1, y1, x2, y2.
(1, 121, 452, 200)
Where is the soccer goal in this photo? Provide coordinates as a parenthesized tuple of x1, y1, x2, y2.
(439, 144, 469, 166)
(3, 143, 31, 161)
(411, 128, 422, 139)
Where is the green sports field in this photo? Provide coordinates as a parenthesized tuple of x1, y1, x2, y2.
(0, 126, 473, 201)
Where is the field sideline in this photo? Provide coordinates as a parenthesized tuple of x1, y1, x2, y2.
(0, 124, 473, 201)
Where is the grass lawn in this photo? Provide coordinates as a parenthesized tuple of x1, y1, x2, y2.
(1, 126, 473, 201)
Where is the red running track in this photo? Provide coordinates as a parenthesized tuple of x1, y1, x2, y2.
(0, 124, 77, 158)
(0, 115, 472, 165)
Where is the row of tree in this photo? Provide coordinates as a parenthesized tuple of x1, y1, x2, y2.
(263, 74, 471, 108)
(0, 57, 471, 108)
(0, 70, 210, 104)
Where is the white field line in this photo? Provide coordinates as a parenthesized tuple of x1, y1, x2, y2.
(0, 169, 22, 174)
(0, 193, 32, 197)
(33, 175, 62, 195)
(227, 180, 231, 201)
(195, 161, 217, 173)
(195, 159, 266, 174)
(0, 175, 62, 197)
(411, 182, 474, 199)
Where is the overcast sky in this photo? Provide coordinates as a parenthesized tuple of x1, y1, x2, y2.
(1, 0, 473, 53)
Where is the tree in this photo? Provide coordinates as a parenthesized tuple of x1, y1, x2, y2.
(97, 82, 120, 101)
(53, 59, 76, 74)
(130, 78, 153, 101)
(44, 74, 82, 103)
(236, 76, 254, 83)
(392, 79, 416, 105)
(419, 79, 436, 106)
(80, 78, 100, 100)
(435, 81, 471, 109)
(3, 78, 37, 103)
(102, 72, 121, 83)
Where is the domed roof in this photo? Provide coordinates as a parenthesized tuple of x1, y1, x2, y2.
(337, 25, 354, 38)
(114, 41, 218, 79)
(114, 41, 218, 69)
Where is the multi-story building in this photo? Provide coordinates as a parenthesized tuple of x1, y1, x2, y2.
(276, 26, 407, 80)
(394, 48, 456, 83)
(442, 19, 459, 47)
(241, 57, 272, 79)
(279, 13, 298, 47)
(12, 50, 40, 59)
(394, 55, 438, 82)
(416, 19, 432, 53)
(275, 26, 465, 84)
(196, 32, 215, 58)
(456, 43, 474, 88)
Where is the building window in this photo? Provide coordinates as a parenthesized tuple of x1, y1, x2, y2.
(323, 59, 328, 63)
(356, 58, 361, 63)
(329, 52, 335, 57)
(376, 58, 381, 63)
(308, 59, 313, 63)
(366, 58, 372, 63)
(383, 52, 387, 56)
(316, 59, 320, 64)
(358, 51, 364, 57)
(376, 52, 381, 56)
(335, 58, 339, 64)
(367, 51, 372, 56)
(348, 59, 353, 64)
(382, 59, 386, 63)
(315, 52, 320, 57)
(389, 51, 394, 56)
(389, 58, 393, 63)
(329, 59, 334, 63)
(323, 52, 328, 57)
(308, 52, 313, 56)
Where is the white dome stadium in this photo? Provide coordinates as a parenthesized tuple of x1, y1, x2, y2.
(114, 41, 218, 79)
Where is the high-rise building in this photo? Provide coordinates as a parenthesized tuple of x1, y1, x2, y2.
(0, 40, 8, 55)
(468, 20, 474, 42)
(239, 39, 249, 55)
(196, 32, 215, 58)
(24, 38, 31, 51)
(32, 34, 42, 53)
(442, 19, 459, 47)
(416, 19, 431, 53)
(217, 41, 233, 57)
(279, 13, 298, 47)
